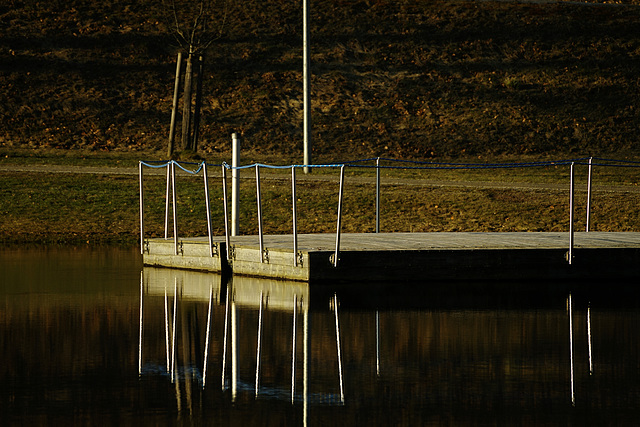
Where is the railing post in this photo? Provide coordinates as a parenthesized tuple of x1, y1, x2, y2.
(164, 163, 171, 239)
(231, 133, 240, 236)
(333, 165, 346, 268)
(292, 166, 299, 266)
(171, 161, 179, 256)
(139, 161, 145, 255)
(586, 157, 593, 232)
(568, 162, 574, 265)
(203, 162, 214, 257)
(375, 157, 381, 233)
(222, 165, 231, 262)
(256, 164, 264, 263)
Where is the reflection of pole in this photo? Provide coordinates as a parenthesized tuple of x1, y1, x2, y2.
(171, 279, 178, 383)
(303, 301, 309, 427)
(376, 310, 380, 377)
(292, 294, 298, 403)
(231, 299, 237, 401)
(203, 285, 213, 387)
(255, 292, 264, 397)
(164, 287, 170, 373)
(138, 272, 144, 376)
(222, 289, 230, 391)
(568, 293, 575, 406)
(334, 293, 344, 403)
(588, 304, 593, 375)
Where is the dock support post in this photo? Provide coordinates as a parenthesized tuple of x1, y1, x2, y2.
(203, 162, 214, 257)
(171, 161, 179, 256)
(256, 165, 265, 263)
(231, 133, 240, 236)
(568, 162, 575, 265)
(333, 165, 346, 267)
(586, 157, 593, 232)
(376, 157, 380, 233)
(139, 162, 145, 254)
(222, 165, 231, 262)
(292, 167, 299, 266)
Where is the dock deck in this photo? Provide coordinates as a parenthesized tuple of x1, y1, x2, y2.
(143, 232, 640, 282)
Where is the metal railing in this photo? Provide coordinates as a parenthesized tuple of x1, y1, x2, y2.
(139, 156, 640, 267)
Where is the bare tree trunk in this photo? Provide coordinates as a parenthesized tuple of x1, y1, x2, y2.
(167, 52, 183, 158)
(181, 52, 194, 151)
(192, 55, 205, 153)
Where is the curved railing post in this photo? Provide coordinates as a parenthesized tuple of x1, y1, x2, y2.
(333, 165, 346, 267)
(256, 164, 265, 263)
(139, 161, 145, 254)
(292, 166, 299, 266)
(568, 162, 574, 265)
(171, 161, 179, 255)
(586, 157, 593, 232)
(203, 162, 214, 257)
(375, 157, 381, 233)
(222, 164, 231, 262)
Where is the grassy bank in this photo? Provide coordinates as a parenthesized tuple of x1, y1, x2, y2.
(2, 154, 640, 245)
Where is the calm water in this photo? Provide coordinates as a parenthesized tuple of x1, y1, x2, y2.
(2, 247, 640, 425)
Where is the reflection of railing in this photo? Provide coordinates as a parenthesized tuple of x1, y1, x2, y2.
(139, 157, 640, 267)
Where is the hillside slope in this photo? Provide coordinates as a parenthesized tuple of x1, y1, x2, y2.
(1, 0, 640, 161)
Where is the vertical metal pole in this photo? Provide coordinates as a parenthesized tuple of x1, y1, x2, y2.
(302, 0, 311, 174)
(231, 133, 240, 236)
(376, 157, 381, 233)
(203, 162, 214, 257)
(586, 157, 593, 232)
(171, 161, 179, 256)
(569, 293, 575, 406)
(256, 165, 264, 263)
(139, 162, 145, 254)
(334, 165, 346, 267)
(292, 166, 299, 266)
(292, 294, 298, 403)
(255, 291, 264, 397)
(203, 285, 213, 387)
(138, 271, 144, 376)
(222, 165, 231, 261)
(165, 164, 171, 239)
(568, 162, 574, 265)
(334, 293, 345, 404)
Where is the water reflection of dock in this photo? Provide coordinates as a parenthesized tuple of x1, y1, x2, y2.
(143, 231, 640, 282)
(138, 267, 640, 421)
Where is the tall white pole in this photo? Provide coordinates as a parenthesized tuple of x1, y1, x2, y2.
(303, 0, 311, 173)
(231, 133, 240, 236)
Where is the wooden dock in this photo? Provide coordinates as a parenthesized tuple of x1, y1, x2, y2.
(142, 232, 640, 283)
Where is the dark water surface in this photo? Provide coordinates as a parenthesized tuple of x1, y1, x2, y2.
(2, 247, 640, 425)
